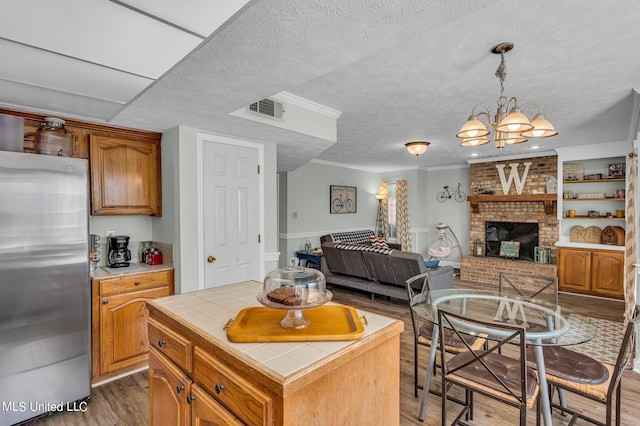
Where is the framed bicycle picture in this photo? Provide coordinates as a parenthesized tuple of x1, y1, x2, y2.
(330, 185, 357, 214)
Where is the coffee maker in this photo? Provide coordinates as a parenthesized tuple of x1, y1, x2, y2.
(107, 235, 131, 268)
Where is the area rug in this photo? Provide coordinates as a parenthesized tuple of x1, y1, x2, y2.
(567, 317, 625, 365)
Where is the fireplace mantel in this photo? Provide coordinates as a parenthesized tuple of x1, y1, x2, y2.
(467, 194, 557, 215)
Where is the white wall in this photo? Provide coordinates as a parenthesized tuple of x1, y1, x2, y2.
(278, 161, 380, 267)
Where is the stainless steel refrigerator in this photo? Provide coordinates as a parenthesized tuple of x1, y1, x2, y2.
(0, 151, 90, 425)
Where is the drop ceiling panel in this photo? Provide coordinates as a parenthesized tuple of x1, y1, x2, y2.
(0, 80, 123, 120)
(119, 0, 252, 37)
(0, 40, 153, 103)
(0, 0, 202, 78)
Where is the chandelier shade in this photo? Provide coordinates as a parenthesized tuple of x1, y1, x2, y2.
(457, 42, 557, 149)
(459, 136, 490, 147)
(520, 113, 558, 138)
(405, 141, 430, 156)
(456, 116, 490, 139)
(495, 109, 534, 133)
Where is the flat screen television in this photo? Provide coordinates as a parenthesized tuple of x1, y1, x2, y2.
(485, 222, 539, 261)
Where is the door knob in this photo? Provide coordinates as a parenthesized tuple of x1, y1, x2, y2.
(207, 256, 216, 263)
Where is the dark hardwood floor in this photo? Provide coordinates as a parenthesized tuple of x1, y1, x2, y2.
(27, 278, 638, 426)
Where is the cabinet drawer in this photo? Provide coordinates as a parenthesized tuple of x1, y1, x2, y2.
(148, 317, 193, 373)
(193, 347, 272, 426)
(99, 270, 173, 296)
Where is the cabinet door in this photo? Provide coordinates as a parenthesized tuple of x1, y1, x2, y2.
(100, 286, 170, 375)
(90, 134, 161, 216)
(149, 347, 192, 426)
(591, 250, 625, 298)
(69, 127, 89, 158)
(558, 248, 591, 292)
(191, 383, 243, 426)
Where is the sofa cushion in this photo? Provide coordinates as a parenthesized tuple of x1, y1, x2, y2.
(388, 250, 427, 286)
(362, 251, 396, 285)
(322, 242, 371, 280)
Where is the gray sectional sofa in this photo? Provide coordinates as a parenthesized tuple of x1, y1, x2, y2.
(319, 230, 454, 300)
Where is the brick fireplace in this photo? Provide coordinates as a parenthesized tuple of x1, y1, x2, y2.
(460, 155, 559, 286)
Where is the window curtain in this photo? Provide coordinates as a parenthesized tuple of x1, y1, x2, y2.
(396, 179, 412, 251)
(624, 151, 637, 324)
(379, 181, 389, 238)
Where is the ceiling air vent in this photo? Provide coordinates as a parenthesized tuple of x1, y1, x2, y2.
(248, 99, 284, 119)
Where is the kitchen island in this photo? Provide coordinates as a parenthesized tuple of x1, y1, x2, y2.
(146, 280, 404, 425)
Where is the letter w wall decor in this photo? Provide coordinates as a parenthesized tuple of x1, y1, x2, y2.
(495, 162, 532, 195)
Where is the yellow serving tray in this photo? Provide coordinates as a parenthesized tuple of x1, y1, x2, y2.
(226, 305, 364, 343)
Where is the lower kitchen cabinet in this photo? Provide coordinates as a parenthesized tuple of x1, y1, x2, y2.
(558, 247, 624, 299)
(148, 347, 192, 426)
(150, 345, 243, 426)
(92, 269, 174, 382)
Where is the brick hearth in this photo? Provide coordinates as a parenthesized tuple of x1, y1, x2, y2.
(460, 255, 557, 287)
(462, 155, 559, 285)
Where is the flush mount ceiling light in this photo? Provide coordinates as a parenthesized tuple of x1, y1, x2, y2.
(405, 141, 430, 156)
(456, 42, 558, 150)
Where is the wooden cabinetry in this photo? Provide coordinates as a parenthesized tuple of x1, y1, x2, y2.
(147, 281, 403, 425)
(92, 269, 174, 382)
(148, 346, 192, 426)
(90, 134, 162, 216)
(558, 247, 624, 299)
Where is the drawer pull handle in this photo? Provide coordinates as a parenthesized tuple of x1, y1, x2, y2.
(215, 384, 225, 394)
(187, 396, 194, 404)
(158, 340, 166, 347)
(102, 300, 109, 305)
(176, 385, 184, 394)
(135, 281, 141, 286)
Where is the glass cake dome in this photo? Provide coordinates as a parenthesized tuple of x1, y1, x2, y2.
(258, 258, 331, 328)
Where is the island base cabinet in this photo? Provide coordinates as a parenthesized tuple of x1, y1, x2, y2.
(191, 384, 243, 426)
(147, 289, 403, 426)
(149, 347, 191, 426)
(558, 247, 624, 299)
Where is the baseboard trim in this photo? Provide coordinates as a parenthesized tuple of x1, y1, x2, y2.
(92, 366, 148, 388)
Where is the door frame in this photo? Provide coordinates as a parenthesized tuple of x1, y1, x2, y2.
(196, 133, 265, 290)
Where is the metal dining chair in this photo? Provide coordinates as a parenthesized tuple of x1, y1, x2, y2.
(438, 307, 540, 426)
(533, 306, 640, 426)
(405, 272, 485, 398)
(498, 271, 558, 305)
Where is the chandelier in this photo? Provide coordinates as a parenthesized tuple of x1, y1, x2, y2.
(456, 42, 557, 149)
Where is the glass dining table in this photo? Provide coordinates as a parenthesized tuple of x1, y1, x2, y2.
(411, 288, 600, 425)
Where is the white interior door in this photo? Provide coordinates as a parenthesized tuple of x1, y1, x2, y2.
(201, 140, 260, 288)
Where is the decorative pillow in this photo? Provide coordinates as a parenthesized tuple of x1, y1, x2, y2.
(370, 235, 389, 249)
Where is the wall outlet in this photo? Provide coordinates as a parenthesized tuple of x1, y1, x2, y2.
(105, 230, 115, 237)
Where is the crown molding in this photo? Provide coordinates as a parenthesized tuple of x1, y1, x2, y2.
(272, 91, 342, 119)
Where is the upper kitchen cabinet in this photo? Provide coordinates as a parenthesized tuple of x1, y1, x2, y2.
(90, 134, 162, 216)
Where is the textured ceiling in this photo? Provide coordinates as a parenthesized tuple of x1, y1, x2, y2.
(2, 0, 640, 172)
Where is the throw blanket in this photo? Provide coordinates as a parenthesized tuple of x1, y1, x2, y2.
(330, 230, 374, 245)
(334, 243, 394, 255)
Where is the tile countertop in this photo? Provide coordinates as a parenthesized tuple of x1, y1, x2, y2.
(90, 262, 174, 279)
(147, 280, 403, 378)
